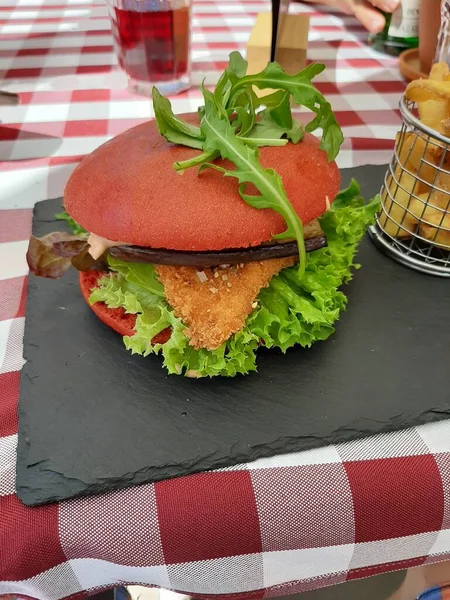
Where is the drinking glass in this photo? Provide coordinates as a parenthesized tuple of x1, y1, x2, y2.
(106, 0, 192, 96)
(435, 0, 450, 67)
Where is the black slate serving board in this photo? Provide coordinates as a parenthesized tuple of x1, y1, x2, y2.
(17, 165, 450, 506)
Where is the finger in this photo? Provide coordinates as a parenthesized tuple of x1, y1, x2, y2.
(313, 0, 390, 33)
(369, 0, 400, 12)
(335, 0, 357, 14)
(353, 1, 386, 32)
(303, 0, 352, 10)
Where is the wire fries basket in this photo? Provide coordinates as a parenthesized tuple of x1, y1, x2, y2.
(368, 92, 450, 277)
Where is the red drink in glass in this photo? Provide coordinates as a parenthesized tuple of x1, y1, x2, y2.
(107, 0, 191, 96)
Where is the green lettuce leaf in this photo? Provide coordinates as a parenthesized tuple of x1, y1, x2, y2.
(54, 210, 87, 236)
(107, 254, 165, 297)
(89, 182, 380, 377)
(90, 267, 259, 378)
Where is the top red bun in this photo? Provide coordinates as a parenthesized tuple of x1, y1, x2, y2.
(65, 115, 340, 252)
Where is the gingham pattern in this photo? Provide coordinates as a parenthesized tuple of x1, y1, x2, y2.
(1, 1, 449, 598)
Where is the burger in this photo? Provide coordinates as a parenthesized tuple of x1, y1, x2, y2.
(27, 53, 379, 378)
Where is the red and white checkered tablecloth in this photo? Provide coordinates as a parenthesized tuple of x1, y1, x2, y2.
(1, 1, 450, 599)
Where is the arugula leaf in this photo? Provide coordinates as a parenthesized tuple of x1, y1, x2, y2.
(247, 92, 303, 144)
(246, 113, 302, 144)
(151, 52, 344, 277)
(214, 51, 249, 112)
(239, 136, 288, 147)
(197, 105, 205, 121)
(238, 88, 259, 136)
(234, 105, 254, 137)
(216, 59, 254, 134)
(174, 135, 289, 172)
(304, 102, 343, 164)
(174, 150, 220, 172)
(268, 91, 293, 128)
(227, 51, 248, 80)
(152, 52, 343, 160)
(152, 87, 204, 149)
(152, 52, 343, 162)
(225, 58, 258, 139)
(230, 62, 343, 160)
(231, 62, 324, 103)
(259, 89, 288, 108)
(199, 86, 307, 275)
(214, 70, 232, 110)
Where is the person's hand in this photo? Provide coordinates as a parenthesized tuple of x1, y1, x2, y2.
(303, 0, 400, 33)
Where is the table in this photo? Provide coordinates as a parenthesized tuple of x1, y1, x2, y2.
(1, 1, 450, 598)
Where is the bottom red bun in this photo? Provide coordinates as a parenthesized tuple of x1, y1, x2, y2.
(79, 271, 172, 344)
(79, 270, 136, 336)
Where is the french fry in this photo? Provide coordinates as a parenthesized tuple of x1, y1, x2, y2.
(417, 99, 448, 133)
(408, 191, 447, 222)
(413, 173, 450, 248)
(396, 132, 438, 188)
(441, 118, 450, 137)
(419, 211, 450, 248)
(395, 131, 410, 164)
(379, 168, 419, 238)
(405, 68, 450, 133)
(424, 118, 450, 168)
(387, 63, 450, 250)
(413, 65, 450, 132)
(429, 62, 450, 81)
(429, 170, 450, 210)
(405, 79, 450, 104)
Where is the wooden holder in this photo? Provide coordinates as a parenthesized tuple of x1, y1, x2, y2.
(0, 91, 19, 106)
(246, 12, 309, 97)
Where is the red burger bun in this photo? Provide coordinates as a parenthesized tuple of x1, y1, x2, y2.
(79, 271, 136, 337)
(79, 271, 172, 345)
(65, 116, 340, 252)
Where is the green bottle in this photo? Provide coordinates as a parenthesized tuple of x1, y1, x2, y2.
(369, 1, 420, 56)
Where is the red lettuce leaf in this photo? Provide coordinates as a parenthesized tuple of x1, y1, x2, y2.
(27, 232, 107, 279)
